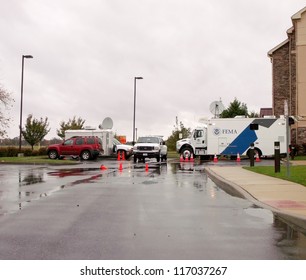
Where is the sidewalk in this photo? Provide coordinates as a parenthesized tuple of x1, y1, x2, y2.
(205, 165, 306, 232)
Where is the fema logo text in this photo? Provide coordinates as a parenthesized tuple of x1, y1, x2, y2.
(213, 128, 238, 136)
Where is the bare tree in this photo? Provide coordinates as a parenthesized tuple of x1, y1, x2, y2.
(0, 84, 14, 137)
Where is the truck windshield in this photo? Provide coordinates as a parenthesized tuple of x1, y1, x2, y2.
(137, 137, 159, 143)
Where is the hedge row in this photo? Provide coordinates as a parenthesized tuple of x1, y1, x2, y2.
(0, 147, 47, 157)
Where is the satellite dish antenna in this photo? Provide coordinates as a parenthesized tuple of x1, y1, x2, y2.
(99, 117, 113, 129)
(209, 100, 225, 118)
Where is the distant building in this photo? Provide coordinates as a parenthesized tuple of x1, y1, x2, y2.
(259, 108, 273, 117)
(268, 6, 306, 146)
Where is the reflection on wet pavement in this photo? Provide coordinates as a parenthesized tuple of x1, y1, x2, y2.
(1, 161, 306, 259)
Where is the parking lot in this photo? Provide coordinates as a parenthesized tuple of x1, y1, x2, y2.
(0, 158, 306, 259)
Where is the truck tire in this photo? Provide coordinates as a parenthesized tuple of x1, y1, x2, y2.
(181, 147, 193, 160)
(81, 150, 91, 160)
(48, 150, 58, 159)
(247, 148, 262, 159)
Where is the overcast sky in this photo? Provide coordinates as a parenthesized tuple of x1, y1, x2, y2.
(1, 0, 305, 141)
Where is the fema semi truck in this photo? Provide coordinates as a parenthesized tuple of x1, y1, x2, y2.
(176, 116, 288, 159)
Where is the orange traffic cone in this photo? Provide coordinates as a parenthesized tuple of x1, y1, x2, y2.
(236, 153, 241, 162)
(255, 153, 261, 162)
(119, 163, 123, 171)
(213, 154, 218, 163)
(117, 151, 121, 161)
(190, 154, 194, 162)
(145, 163, 149, 172)
(100, 165, 107, 170)
(121, 151, 125, 161)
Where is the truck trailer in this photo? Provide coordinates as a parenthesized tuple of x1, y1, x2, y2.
(176, 116, 288, 159)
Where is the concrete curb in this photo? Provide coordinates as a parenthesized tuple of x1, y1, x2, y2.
(205, 166, 306, 234)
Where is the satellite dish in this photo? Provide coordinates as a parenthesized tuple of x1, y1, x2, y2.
(99, 117, 113, 129)
(209, 101, 225, 118)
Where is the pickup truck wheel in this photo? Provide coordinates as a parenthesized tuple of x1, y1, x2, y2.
(81, 150, 91, 160)
(48, 150, 58, 159)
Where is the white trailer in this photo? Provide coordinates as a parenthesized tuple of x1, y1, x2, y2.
(65, 129, 133, 158)
(176, 116, 288, 159)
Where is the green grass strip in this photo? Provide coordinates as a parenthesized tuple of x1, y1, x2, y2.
(244, 165, 306, 187)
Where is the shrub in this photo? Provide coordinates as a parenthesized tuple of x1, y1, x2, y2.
(23, 148, 33, 156)
(6, 147, 19, 157)
(38, 147, 47, 155)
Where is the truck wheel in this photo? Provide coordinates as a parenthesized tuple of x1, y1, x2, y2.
(247, 148, 262, 159)
(81, 150, 91, 160)
(48, 150, 58, 159)
(181, 147, 193, 160)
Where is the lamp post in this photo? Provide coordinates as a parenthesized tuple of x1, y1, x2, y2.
(133, 76, 143, 145)
(19, 55, 33, 152)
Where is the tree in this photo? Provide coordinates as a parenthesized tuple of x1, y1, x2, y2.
(22, 114, 50, 150)
(0, 84, 14, 137)
(57, 116, 85, 139)
(220, 98, 248, 118)
(248, 111, 259, 118)
(166, 116, 191, 151)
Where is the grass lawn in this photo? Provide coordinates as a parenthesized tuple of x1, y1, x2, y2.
(244, 165, 306, 187)
(0, 156, 78, 165)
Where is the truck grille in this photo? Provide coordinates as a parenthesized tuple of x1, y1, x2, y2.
(138, 146, 154, 151)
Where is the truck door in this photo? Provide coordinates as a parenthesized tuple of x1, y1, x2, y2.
(61, 138, 75, 155)
(193, 129, 206, 155)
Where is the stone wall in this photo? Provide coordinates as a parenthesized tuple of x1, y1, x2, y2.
(271, 42, 290, 117)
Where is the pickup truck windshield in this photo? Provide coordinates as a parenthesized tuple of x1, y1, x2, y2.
(137, 137, 159, 143)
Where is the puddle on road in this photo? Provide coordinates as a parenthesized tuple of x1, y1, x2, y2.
(0, 166, 118, 216)
(273, 216, 306, 259)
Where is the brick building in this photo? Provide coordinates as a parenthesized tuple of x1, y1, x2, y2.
(268, 6, 306, 147)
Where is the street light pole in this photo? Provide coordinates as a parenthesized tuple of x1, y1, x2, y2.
(19, 55, 33, 152)
(133, 76, 143, 145)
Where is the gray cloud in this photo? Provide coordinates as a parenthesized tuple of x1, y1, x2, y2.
(1, 0, 305, 140)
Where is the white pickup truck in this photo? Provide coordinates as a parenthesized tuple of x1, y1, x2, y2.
(133, 136, 167, 163)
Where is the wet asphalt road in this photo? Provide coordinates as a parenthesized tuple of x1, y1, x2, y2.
(0, 159, 305, 260)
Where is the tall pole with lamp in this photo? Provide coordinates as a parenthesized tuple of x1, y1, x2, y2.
(19, 55, 33, 152)
(133, 77, 143, 145)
